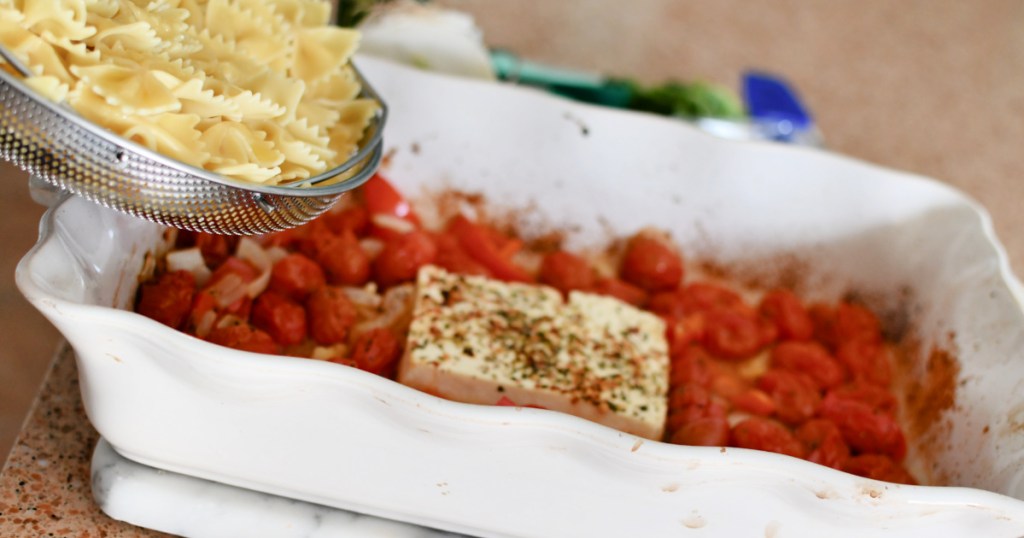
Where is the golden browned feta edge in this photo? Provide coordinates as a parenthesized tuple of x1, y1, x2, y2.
(397, 265, 669, 440)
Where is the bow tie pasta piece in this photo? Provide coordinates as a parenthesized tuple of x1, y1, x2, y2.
(264, 0, 330, 28)
(71, 63, 181, 115)
(14, 0, 94, 41)
(3, 0, 377, 185)
(292, 26, 359, 84)
(199, 119, 284, 174)
(24, 74, 69, 101)
(121, 111, 209, 167)
(0, 19, 75, 83)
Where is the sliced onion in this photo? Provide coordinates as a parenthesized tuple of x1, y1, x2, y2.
(266, 245, 290, 264)
(359, 238, 385, 259)
(215, 314, 244, 329)
(311, 343, 348, 361)
(511, 249, 543, 277)
(342, 285, 382, 309)
(371, 213, 416, 235)
(194, 310, 217, 338)
(236, 237, 273, 298)
(208, 273, 247, 308)
(166, 247, 212, 287)
(352, 283, 415, 336)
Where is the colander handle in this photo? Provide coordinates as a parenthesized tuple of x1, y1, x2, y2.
(28, 174, 67, 208)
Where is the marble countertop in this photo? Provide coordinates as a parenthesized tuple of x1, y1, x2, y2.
(3, 1, 1024, 536)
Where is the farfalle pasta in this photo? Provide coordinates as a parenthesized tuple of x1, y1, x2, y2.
(0, 0, 377, 185)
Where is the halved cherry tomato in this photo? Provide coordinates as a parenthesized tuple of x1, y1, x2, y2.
(448, 215, 532, 282)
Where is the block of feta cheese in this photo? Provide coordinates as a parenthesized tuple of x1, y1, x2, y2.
(398, 265, 670, 440)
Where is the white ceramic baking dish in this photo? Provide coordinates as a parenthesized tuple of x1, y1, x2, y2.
(17, 57, 1024, 537)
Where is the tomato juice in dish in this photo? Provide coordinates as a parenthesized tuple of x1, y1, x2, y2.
(135, 173, 916, 485)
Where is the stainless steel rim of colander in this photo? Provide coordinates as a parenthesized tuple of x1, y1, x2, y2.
(0, 44, 388, 198)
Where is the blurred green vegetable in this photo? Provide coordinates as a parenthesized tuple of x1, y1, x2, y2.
(617, 79, 745, 119)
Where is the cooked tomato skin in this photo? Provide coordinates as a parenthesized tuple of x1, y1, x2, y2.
(207, 323, 279, 354)
(349, 328, 402, 376)
(795, 419, 850, 470)
(137, 270, 196, 330)
(619, 233, 684, 292)
(194, 232, 235, 267)
(305, 286, 358, 345)
(771, 341, 845, 390)
(373, 230, 438, 287)
(669, 345, 714, 387)
(757, 369, 821, 425)
(363, 174, 418, 222)
(663, 313, 707, 356)
(829, 382, 899, 416)
(270, 253, 326, 301)
(759, 289, 814, 341)
(589, 277, 648, 307)
(539, 251, 595, 295)
(730, 417, 805, 459)
(834, 302, 882, 345)
(843, 454, 917, 485)
(732, 388, 776, 416)
(251, 291, 308, 346)
(432, 233, 491, 277)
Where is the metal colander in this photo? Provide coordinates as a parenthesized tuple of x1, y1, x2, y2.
(0, 49, 386, 235)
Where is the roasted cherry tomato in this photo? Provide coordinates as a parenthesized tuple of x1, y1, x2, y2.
(539, 251, 596, 295)
(363, 174, 418, 222)
(589, 277, 648, 307)
(730, 417, 805, 459)
(325, 205, 371, 237)
(795, 419, 850, 470)
(207, 323, 279, 355)
(669, 345, 714, 387)
(669, 415, 729, 447)
(834, 302, 883, 345)
(305, 286, 358, 346)
(771, 341, 845, 390)
(448, 215, 532, 282)
(819, 391, 906, 461)
(702, 307, 764, 360)
(843, 454, 917, 485)
(757, 369, 821, 426)
(836, 339, 893, 387)
(619, 232, 684, 292)
(270, 253, 326, 301)
(194, 232, 236, 268)
(350, 328, 402, 376)
(759, 289, 814, 341)
(373, 230, 438, 287)
(663, 313, 707, 356)
(829, 383, 899, 416)
(251, 291, 308, 346)
(732, 388, 776, 416)
(136, 270, 196, 330)
(305, 231, 371, 286)
(680, 282, 746, 314)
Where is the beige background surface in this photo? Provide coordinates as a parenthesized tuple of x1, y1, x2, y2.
(0, 0, 1022, 490)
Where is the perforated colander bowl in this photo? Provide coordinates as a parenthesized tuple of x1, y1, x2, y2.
(0, 52, 386, 235)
